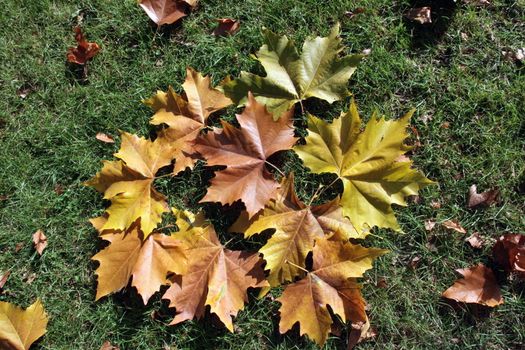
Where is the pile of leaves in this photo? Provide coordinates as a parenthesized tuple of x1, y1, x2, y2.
(84, 24, 434, 347)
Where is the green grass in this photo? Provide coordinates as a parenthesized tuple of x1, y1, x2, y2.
(1, 0, 524, 349)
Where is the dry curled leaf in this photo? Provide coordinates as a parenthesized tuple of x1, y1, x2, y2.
(442, 220, 466, 234)
(32, 230, 47, 255)
(465, 232, 484, 249)
(493, 234, 525, 277)
(405, 7, 432, 24)
(139, 0, 196, 26)
(96, 133, 115, 144)
(347, 318, 376, 350)
(99, 340, 120, 350)
(213, 18, 240, 36)
(194, 93, 297, 217)
(66, 27, 100, 65)
(0, 271, 10, 291)
(0, 299, 48, 350)
(467, 185, 499, 209)
(442, 264, 503, 307)
(424, 220, 436, 231)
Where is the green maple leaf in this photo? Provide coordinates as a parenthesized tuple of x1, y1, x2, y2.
(222, 23, 363, 118)
(294, 100, 435, 235)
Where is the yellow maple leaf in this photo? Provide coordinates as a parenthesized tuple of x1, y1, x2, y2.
(294, 100, 434, 234)
(86, 132, 173, 236)
(242, 174, 359, 288)
(0, 299, 48, 350)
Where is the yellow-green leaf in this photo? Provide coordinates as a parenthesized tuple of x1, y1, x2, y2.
(294, 100, 434, 234)
(222, 24, 363, 118)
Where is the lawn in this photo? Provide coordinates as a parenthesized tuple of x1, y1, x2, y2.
(0, 0, 524, 349)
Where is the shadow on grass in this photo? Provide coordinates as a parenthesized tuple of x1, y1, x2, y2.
(404, 0, 457, 49)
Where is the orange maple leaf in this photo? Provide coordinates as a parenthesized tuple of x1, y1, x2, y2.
(66, 26, 100, 65)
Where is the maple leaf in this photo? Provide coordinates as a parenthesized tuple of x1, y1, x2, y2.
(144, 67, 232, 174)
(242, 174, 359, 287)
(139, 0, 197, 26)
(277, 238, 385, 346)
(86, 132, 173, 236)
(194, 94, 297, 217)
(294, 99, 434, 234)
(0, 299, 48, 350)
(66, 27, 100, 65)
(222, 23, 363, 118)
(92, 220, 186, 304)
(467, 184, 499, 208)
(162, 210, 268, 331)
(442, 264, 503, 307)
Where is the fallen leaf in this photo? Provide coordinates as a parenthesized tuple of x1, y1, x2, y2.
(441, 121, 450, 129)
(163, 210, 268, 331)
(32, 230, 47, 255)
(294, 99, 434, 234)
(442, 264, 503, 307)
(22, 273, 36, 285)
(277, 238, 385, 346)
(96, 132, 115, 144)
(493, 234, 525, 277)
(430, 200, 441, 209)
(424, 220, 436, 231)
(53, 184, 65, 195)
(405, 7, 432, 24)
(0, 299, 48, 350)
(0, 271, 10, 290)
(222, 24, 363, 117)
(213, 18, 240, 36)
(86, 132, 173, 236)
(139, 0, 192, 26)
(361, 48, 371, 56)
(442, 220, 466, 234)
(66, 26, 100, 65)
(408, 256, 421, 269)
(243, 174, 360, 288)
(16, 84, 36, 99)
(465, 232, 484, 249)
(347, 318, 376, 350)
(99, 340, 120, 350)
(92, 220, 186, 304)
(344, 7, 365, 19)
(468, 185, 499, 208)
(194, 93, 297, 217)
(145, 67, 232, 174)
(14, 243, 24, 253)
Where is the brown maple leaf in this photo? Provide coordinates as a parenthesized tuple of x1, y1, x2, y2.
(66, 27, 100, 65)
(92, 220, 187, 304)
(241, 174, 359, 287)
(139, 0, 197, 26)
(277, 238, 385, 346)
(145, 67, 232, 174)
(493, 234, 525, 277)
(86, 132, 173, 236)
(194, 93, 297, 217)
(442, 264, 503, 307)
(162, 210, 268, 331)
(32, 229, 47, 255)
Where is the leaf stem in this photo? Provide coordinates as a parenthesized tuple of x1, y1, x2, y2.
(285, 260, 309, 274)
(307, 177, 341, 206)
(299, 100, 305, 116)
(265, 160, 285, 177)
